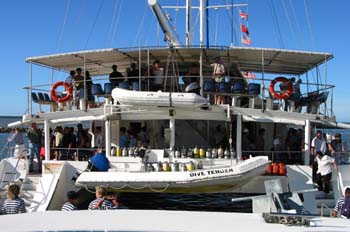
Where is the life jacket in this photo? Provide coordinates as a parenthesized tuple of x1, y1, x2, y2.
(341, 197, 350, 218)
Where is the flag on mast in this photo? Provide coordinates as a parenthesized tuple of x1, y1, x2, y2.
(240, 24, 249, 35)
(239, 11, 248, 20)
(241, 36, 251, 46)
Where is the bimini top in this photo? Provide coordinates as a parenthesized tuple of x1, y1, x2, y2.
(25, 46, 333, 76)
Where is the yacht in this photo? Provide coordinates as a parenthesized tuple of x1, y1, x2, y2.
(0, 1, 349, 229)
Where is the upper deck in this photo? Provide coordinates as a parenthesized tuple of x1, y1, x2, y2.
(22, 46, 337, 127)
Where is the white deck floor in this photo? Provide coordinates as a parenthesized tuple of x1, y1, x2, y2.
(0, 210, 349, 232)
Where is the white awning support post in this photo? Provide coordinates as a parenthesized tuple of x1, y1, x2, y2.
(304, 119, 311, 165)
(169, 112, 175, 150)
(236, 114, 242, 161)
(105, 120, 111, 157)
(44, 119, 50, 161)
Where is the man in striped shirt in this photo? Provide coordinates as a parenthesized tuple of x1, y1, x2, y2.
(1, 184, 26, 214)
(332, 187, 350, 218)
(61, 191, 79, 211)
(88, 186, 113, 210)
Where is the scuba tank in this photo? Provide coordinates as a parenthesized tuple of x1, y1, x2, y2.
(186, 161, 195, 171)
(181, 146, 187, 158)
(111, 147, 116, 157)
(187, 148, 193, 158)
(199, 146, 205, 158)
(224, 148, 229, 159)
(175, 148, 181, 158)
(128, 147, 134, 157)
(122, 147, 128, 157)
(193, 146, 199, 158)
(206, 148, 212, 158)
(162, 161, 170, 172)
(116, 146, 122, 157)
(218, 147, 224, 158)
(179, 163, 187, 172)
(156, 161, 163, 172)
(197, 160, 203, 169)
(171, 161, 179, 172)
(212, 148, 218, 158)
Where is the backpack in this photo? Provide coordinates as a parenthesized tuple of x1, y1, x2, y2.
(341, 197, 350, 218)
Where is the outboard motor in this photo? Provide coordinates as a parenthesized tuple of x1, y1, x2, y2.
(185, 82, 200, 95)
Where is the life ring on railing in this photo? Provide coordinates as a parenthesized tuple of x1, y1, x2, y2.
(50, 81, 72, 103)
(269, 77, 293, 100)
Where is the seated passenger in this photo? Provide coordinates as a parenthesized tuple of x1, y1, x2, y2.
(61, 191, 79, 211)
(184, 63, 199, 85)
(1, 184, 26, 214)
(88, 186, 113, 210)
(150, 60, 164, 91)
(332, 187, 350, 218)
(87, 149, 110, 171)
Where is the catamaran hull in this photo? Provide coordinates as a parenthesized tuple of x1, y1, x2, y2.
(75, 157, 269, 193)
(112, 87, 209, 108)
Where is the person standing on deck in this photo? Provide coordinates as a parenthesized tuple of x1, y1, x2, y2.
(328, 133, 346, 165)
(316, 151, 338, 197)
(210, 56, 225, 105)
(109, 64, 124, 86)
(7, 128, 26, 158)
(150, 60, 164, 91)
(27, 123, 42, 173)
(311, 130, 327, 183)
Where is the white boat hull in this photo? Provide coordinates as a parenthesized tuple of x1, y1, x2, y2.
(75, 156, 269, 193)
(112, 87, 209, 107)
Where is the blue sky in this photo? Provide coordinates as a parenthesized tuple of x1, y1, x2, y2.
(0, 0, 348, 122)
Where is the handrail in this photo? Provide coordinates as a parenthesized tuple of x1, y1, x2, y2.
(320, 203, 332, 217)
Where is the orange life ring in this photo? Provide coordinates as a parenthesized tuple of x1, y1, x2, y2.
(50, 81, 72, 103)
(269, 77, 293, 100)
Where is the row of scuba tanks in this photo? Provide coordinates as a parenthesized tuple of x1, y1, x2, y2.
(111, 146, 236, 159)
(172, 146, 236, 159)
(145, 160, 202, 172)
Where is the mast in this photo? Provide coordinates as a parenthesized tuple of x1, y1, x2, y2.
(186, 0, 192, 47)
(199, 0, 206, 47)
(148, 0, 183, 47)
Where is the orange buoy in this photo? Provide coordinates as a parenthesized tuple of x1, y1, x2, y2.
(272, 163, 279, 175)
(266, 164, 273, 175)
(269, 76, 293, 100)
(279, 163, 286, 176)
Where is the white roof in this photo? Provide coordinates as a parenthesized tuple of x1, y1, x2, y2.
(26, 46, 333, 76)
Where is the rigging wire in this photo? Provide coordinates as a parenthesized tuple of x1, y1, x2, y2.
(281, 0, 297, 47)
(84, 0, 105, 49)
(269, 0, 285, 48)
(56, 0, 72, 52)
(106, 0, 120, 47)
(288, 0, 306, 49)
(133, 2, 149, 46)
(110, 0, 124, 47)
(214, 8, 219, 45)
(303, 0, 316, 51)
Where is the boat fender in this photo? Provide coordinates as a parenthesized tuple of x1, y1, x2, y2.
(279, 163, 286, 175)
(266, 164, 273, 175)
(269, 77, 293, 100)
(272, 163, 279, 175)
(50, 81, 73, 103)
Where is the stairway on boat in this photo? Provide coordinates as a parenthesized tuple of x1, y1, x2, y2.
(20, 174, 41, 212)
(314, 190, 335, 217)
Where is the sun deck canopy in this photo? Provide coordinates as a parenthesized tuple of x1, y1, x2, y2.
(26, 46, 333, 76)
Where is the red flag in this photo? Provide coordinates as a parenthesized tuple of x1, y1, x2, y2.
(241, 36, 251, 46)
(239, 11, 248, 20)
(240, 24, 249, 35)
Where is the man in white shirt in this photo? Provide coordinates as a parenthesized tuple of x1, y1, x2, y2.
(316, 151, 337, 195)
(311, 130, 327, 182)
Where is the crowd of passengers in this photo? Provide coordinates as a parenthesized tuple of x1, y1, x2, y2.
(60, 56, 254, 107)
(241, 127, 349, 165)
